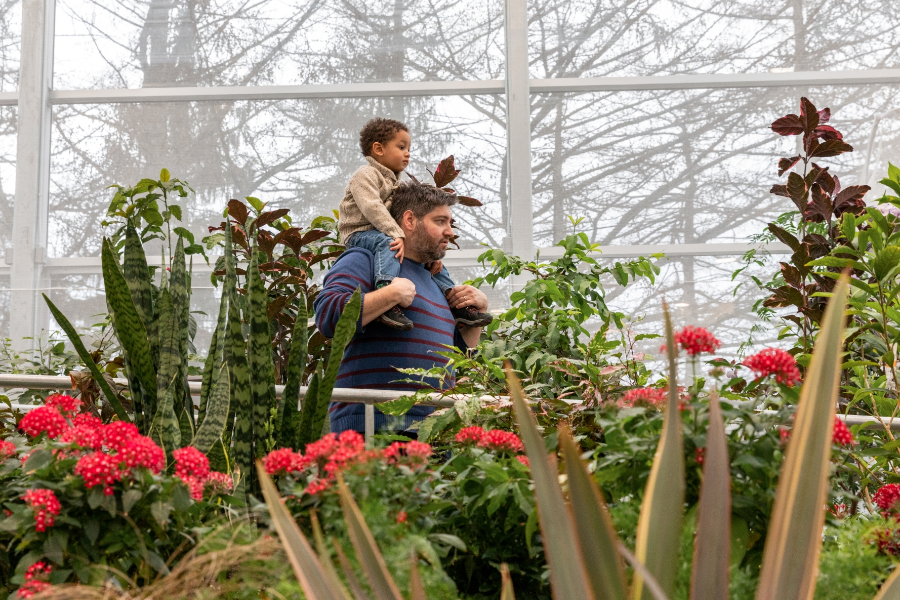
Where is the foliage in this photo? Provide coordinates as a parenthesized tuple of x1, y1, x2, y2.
(0, 395, 235, 597)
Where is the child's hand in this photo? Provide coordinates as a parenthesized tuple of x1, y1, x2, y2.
(390, 237, 405, 263)
(427, 259, 443, 275)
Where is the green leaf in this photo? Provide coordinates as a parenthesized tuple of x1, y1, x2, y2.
(280, 296, 309, 449)
(246, 196, 264, 212)
(633, 306, 685, 600)
(378, 395, 417, 417)
(507, 366, 593, 600)
(313, 289, 362, 438)
(122, 489, 143, 514)
(690, 390, 731, 600)
(159, 168, 170, 183)
(43, 295, 129, 422)
(874, 246, 900, 281)
(297, 372, 321, 451)
(178, 408, 194, 449)
(248, 246, 277, 461)
(229, 290, 253, 487)
(24, 448, 52, 472)
(143, 208, 164, 227)
(559, 427, 628, 600)
(193, 366, 231, 454)
(756, 274, 849, 600)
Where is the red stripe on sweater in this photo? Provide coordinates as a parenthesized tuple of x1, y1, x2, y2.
(415, 293, 453, 313)
(347, 337, 456, 351)
(341, 352, 449, 364)
(332, 273, 371, 291)
(406, 304, 456, 325)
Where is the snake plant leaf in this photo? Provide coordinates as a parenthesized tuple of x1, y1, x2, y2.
(311, 289, 361, 440)
(873, 567, 900, 600)
(123, 222, 155, 357)
(633, 306, 685, 600)
(280, 294, 309, 448)
(178, 408, 194, 449)
(690, 389, 731, 600)
(559, 425, 628, 600)
(337, 473, 404, 600)
(171, 237, 191, 422)
(150, 385, 181, 454)
(123, 356, 145, 433)
(756, 274, 849, 600)
(43, 295, 130, 422)
(156, 287, 180, 403)
(248, 245, 277, 459)
(193, 366, 231, 454)
(198, 326, 219, 427)
(297, 371, 321, 450)
(206, 437, 230, 474)
(257, 464, 349, 600)
(506, 365, 594, 600)
(230, 292, 254, 486)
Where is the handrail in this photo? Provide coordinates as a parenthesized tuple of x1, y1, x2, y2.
(3, 374, 899, 437)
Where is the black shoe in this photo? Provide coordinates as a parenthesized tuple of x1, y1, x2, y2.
(379, 306, 414, 331)
(452, 305, 493, 327)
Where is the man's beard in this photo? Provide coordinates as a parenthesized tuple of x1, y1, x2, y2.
(408, 221, 448, 262)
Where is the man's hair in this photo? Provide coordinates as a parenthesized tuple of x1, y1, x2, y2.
(389, 182, 458, 222)
(359, 118, 408, 157)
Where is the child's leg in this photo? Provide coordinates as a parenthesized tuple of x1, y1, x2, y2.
(432, 267, 456, 296)
(345, 230, 402, 287)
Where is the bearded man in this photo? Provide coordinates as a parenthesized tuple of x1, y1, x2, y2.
(314, 182, 490, 435)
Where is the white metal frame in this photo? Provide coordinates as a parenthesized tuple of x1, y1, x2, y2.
(8, 0, 897, 340)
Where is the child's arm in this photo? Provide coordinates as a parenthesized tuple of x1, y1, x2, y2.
(427, 259, 442, 275)
(390, 237, 405, 262)
(348, 168, 405, 240)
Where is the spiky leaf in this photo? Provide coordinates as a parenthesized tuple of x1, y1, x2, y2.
(280, 294, 308, 449)
(193, 366, 231, 454)
(297, 372, 321, 451)
(248, 246, 277, 459)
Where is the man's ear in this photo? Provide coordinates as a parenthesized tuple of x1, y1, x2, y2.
(401, 210, 417, 231)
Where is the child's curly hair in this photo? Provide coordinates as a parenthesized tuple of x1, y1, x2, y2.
(359, 118, 408, 157)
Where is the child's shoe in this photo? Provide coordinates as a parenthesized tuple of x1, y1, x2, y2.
(451, 306, 493, 327)
(379, 306, 414, 331)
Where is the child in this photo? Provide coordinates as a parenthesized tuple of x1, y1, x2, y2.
(338, 117, 493, 331)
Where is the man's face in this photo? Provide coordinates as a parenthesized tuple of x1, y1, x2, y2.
(372, 130, 411, 173)
(407, 205, 454, 262)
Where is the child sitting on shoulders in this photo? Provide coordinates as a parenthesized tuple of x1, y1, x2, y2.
(338, 117, 493, 331)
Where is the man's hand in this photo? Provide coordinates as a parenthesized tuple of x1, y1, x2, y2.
(426, 259, 444, 276)
(446, 285, 488, 312)
(387, 277, 416, 307)
(390, 237, 405, 263)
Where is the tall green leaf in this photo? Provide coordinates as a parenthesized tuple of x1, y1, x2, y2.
(43, 295, 129, 422)
(690, 389, 731, 600)
(170, 237, 191, 422)
(123, 356, 145, 433)
(559, 426, 628, 600)
(198, 326, 219, 427)
(258, 465, 350, 600)
(156, 287, 180, 405)
(248, 246, 277, 460)
(230, 293, 253, 486)
(507, 365, 594, 600)
(150, 386, 181, 454)
(123, 222, 156, 364)
(297, 371, 321, 451)
(311, 289, 361, 439)
(102, 237, 157, 413)
(280, 294, 309, 449)
(193, 366, 231, 454)
(178, 408, 194, 449)
(632, 306, 685, 600)
(756, 274, 849, 600)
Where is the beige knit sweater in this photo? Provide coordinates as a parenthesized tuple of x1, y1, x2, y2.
(338, 156, 404, 241)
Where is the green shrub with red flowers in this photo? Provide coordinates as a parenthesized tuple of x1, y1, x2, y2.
(0, 395, 236, 598)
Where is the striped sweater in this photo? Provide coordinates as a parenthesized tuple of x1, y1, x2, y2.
(313, 247, 467, 433)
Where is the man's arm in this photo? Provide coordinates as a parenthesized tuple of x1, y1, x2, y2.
(446, 285, 489, 348)
(360, 278, 416, 326)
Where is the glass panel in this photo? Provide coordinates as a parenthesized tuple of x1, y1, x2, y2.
(0, 105, 15, 253)
(48, 95, 506, 257)
(531, 85, 900, 248)
(0, 0, 20, 91)
(53, 0, 504, 90)
(528, 0, 900, 78)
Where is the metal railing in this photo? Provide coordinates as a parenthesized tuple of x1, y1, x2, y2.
(3, 375, 899, 446)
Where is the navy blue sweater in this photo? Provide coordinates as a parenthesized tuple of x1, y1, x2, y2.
(313, 248, 466, 433)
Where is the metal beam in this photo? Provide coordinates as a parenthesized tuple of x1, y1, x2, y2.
(12, 0, 54, 349)
(0, 92, 17, 106)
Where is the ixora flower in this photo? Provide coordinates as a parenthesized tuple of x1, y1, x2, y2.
(516, 455, 530, 468)
(875, 484, 900, 514)
(383, 440, 433, 466)
(18, 406, 68, 440)
(0, 439, 16, 460)
(455, 426, 486, 445)
(16, 562, 53, 598)
(44, 394, 83, 416)
(173, 447, 211, 480)
(742, 348, 802, 387)
(662, 326, 721, 356)
(478, 430, 524, 454)
(75, 452, 121, 496)
(22, 489, 61, 532)
(833, 418, 856, 446)
(617, 387, 667, 408)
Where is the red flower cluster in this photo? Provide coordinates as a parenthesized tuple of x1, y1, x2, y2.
(455, 426, 486, 445)
(173, 447, 228, 501)
(870, 526, 900, 557)
(22, 489, 61, 532)
(742, 348, 802, 387)
(479, 430, 524, 453)
(19, 406, 69, 440)
(833, 418, 855, 446)
(516, 455, 530, 468)
(384, 440, 433, 467)
(205, 471, 234, 494)
(875, 484, 900, 514)
(0, 439, 16, 460)
(17, 562, 52, 598)
(617, 387, 667, 409)
(45, 394, 83, 416)
(75, 452, 121, 496)
(663, 326, 721, 356)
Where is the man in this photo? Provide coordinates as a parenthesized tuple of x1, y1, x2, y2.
(314, 181, 490, 434)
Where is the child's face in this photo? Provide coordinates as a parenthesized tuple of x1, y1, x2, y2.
(372, 130, 411, 173)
